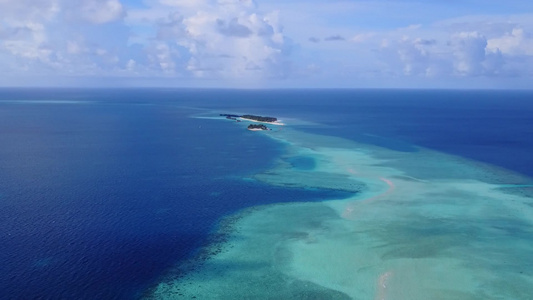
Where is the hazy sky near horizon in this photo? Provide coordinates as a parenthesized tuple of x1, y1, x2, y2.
(1, 0, 532, 88)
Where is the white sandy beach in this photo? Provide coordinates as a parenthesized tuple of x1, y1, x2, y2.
(247, 128, 268, 131)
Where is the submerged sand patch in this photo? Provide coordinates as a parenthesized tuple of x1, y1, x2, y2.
(147, 124, 533, 299)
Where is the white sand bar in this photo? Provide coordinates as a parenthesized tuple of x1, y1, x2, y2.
(147, 124, 533, 300)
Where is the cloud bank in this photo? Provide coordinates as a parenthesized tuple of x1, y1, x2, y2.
(146, 0, 290, 80)
(375, 21, 532, 82)
(0, 0, 532, 88)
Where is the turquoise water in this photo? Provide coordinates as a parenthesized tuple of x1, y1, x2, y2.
(286, 156, 316, 170)
(147, 91, 533, 300)
(0, 90, 352, 299)
(1, 89, 532, 299)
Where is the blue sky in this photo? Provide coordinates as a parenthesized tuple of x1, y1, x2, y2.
(1, 0, 532, 88)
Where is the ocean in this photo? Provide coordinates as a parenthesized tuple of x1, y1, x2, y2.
(0, 89, 532, 299)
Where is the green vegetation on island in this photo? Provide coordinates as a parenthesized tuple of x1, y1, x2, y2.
(220, 114, 240, 120)
(247, 124, 269, 130)
(220, 114, 278, 123)
(241, 115, 278, 123)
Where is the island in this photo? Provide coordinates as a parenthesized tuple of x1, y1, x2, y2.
(220, 114, 285, 125)
(220, 114, 241, 121)
(247, 124, 269, 131)
(241, 115, 277, 123)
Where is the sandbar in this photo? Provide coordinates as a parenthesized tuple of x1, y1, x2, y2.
(147, 119, 533, 300)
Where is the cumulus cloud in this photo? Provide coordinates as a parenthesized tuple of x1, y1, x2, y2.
(0, 0, 59, 62)
(147, 43, 179, 73)
(156, 12, 187, 40)
(1, 0, 532, 87)
(1, 21, 52, 65)
(379, 36, 447, 77)
(78, 0, 125, 24)
(216, 18, 253, 37)
(375, 21, 533, 80)
(150, 0, 291, 79)
(0, 0, 60, 23)
(450, 31, 488, 75)
(0, 0, 129, 79)
(159, 0, 209, 8)
(446, 31, 504, 76)
(487, 28, 533, 56)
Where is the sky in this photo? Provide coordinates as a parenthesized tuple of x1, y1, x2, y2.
(0, 0, 532, 89)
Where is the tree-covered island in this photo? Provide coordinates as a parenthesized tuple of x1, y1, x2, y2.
(241, 115, 278, 123)
(220, 114, 278, 123)
(220, 114, 282, 130)
(247, 124, 269, 131)
(220, 114, 241, 120)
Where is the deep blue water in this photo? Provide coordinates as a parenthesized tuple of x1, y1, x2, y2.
(0, 89, 532, 299)
(175, 89, 533, 177)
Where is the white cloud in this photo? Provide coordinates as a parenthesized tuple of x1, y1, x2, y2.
(368, 17, 533, 81)
(2, 22, 50, 61)
(146, 43, 179, 73)
(451, 31, 488, 76)
(487, 28, 533, 56)
(0, 0, 60, 24)
(0, 0, 532, 87)
(351, 33, 375, 43)
(79, 0, 125, 24)
(158, 0, 209, 9)
(126, 59, 136, 71)
(156, 12, 187, 40)
(0, 0, 59, 66)
(0, 0, 130, 80)
(66, 41, 84, 55)
(146, 0, 290, 79)
(378, 36, 449, 78)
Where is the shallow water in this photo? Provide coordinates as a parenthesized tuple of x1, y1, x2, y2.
(2, 89, 532, 299)
(0, 94, 351, 299)
(148, 119, 533, 300)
